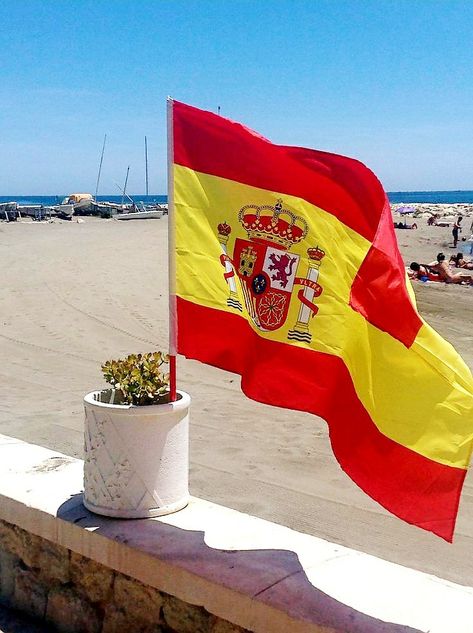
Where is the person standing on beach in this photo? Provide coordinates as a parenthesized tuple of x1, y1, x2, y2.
(452, 215, 463, 247)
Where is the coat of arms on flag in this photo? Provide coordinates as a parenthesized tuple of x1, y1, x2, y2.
(217, 199, 324, 343)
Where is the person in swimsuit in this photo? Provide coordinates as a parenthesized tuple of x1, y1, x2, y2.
(429, 252, 472, 284)
(409, 262, 440, 282)
(449, 252, 473, 270)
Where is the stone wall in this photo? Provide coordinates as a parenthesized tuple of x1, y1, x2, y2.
(0, 519, 248, 633)
(2, 435, 473, 633)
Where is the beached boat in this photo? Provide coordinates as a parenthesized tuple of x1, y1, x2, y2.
(55, 200, 75, 219)
(115, 207, 163, 220)
(90, 201, 129, 217)
(50, 193, 97, 219)
(56, 193, 97, 217)
(0, 201, 18, 221)
(67, 193, 94, 213)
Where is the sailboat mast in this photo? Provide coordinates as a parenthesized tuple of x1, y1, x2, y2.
(95, 134, 107, 202)
(145, 135, 149, 197)
(122, 166, 130, 204)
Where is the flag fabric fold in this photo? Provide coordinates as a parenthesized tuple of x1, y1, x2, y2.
(170, 99, 473, 541)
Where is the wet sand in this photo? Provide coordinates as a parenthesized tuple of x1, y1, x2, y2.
(1, 214, 472, 586)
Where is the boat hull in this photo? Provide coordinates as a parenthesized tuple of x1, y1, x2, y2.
(115, 210, 163, 220)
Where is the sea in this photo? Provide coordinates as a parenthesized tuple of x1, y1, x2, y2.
(2, 192, 473, 205)
(388, 191, 473, 204)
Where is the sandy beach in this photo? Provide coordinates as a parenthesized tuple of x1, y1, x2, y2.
(1, 211, 472, 587)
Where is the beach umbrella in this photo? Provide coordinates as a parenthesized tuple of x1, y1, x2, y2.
(398, 205, 416, 214)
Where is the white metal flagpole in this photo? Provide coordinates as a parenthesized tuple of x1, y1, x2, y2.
(167, 97, 177, 401)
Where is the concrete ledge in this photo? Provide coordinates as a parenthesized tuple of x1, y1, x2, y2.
(0, 434, 472, 632)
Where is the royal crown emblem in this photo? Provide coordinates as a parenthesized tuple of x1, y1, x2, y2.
(238, 200, 308, 248)
(217, 200, 325, 341)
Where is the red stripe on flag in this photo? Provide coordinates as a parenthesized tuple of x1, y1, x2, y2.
(350, 197, 423, 347)
(173, 101, 384, 242)
(177, 296, 464, 541)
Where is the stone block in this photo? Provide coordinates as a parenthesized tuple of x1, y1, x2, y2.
(162, 595, 211, 633)
(0, 550, 20, 606)
(0, 521, 23, 557)
(210, 618, 249, 633)
(21, 533, 70, 585)
(12, 567, 47, 620)
(46, 587, 100, 633)
(113, 574, 163, 624)
(70, 552, 114, 603)
(102, 604, 164, 633)
(17, 532, 42, 569)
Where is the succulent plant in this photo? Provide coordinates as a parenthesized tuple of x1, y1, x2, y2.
(101, 352, 170, 406)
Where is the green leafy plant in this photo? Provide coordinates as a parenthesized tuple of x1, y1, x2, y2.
(101, 352, 170, 406)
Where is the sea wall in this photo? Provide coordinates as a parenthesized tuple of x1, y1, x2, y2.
(0, 519, 245, 632)
(0, 434, 472, 633)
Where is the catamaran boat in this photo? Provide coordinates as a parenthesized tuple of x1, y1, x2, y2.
(115, 204, 164, 220)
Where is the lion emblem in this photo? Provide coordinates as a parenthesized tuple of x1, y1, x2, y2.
(268, 253, 297, 288)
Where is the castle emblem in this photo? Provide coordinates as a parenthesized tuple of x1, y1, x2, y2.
(217, 200, 325, 342)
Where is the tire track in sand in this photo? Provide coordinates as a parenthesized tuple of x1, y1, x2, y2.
(45, 284, 157, 347)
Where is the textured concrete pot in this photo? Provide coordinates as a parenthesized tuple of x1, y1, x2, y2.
(83, 389, 190, 518)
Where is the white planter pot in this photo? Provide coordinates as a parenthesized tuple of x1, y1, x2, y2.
(83, 389, 190, 518)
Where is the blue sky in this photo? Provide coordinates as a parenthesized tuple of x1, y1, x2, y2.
(1, 0, 473, 194)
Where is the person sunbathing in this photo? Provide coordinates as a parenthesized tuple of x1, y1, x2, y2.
(449, 252, 473, 270)
(429, 252, 473, 284)
(395, 221, 418, 229)
(409, 262, 441, 282)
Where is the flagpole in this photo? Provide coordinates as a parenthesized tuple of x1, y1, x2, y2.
(167, 97, 177, 402)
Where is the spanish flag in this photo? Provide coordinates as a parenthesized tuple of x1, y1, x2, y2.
(170, 99, 473, 541)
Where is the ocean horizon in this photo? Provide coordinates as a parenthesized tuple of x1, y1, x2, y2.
(0, 195, 167, 206)
(2, 191, 473, 206)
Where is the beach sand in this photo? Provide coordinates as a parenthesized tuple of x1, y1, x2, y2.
(1, 213, 472, 586)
